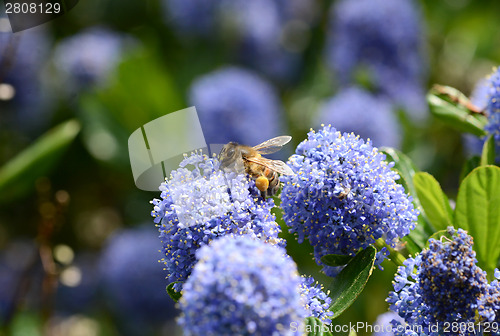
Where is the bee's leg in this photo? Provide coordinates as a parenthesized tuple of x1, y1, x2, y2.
(260, 190, 267, 200)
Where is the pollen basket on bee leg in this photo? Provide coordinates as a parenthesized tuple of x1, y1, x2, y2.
(255, 176, 269, 192)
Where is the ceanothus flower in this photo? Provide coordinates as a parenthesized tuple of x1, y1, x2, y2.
(325, 0, 427, 121)
(99, 227, 178, 335)
(387, 228, 490, 335)
(151, 152, 282, 291)
(178, 235, 305, 336)
(189, 67, 284, 147)
(299, 276, 333, 324)
(318, 87, 401, 148)
(373, 311, 405, 336)
(280, 125, 417, 276)
(478, 269, 500, 333)
(53, 27, 135, 90)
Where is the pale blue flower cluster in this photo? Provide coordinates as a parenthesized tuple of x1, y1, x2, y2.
(325, 0, 427, 120)
(189, 67, 284, 147)
(387, 228, 497, 336)
(318, 87, 401, 148)
(299, 276, 333, 324)
(178, 235, 305, 336)
(151, 153, 282, 291)
(280, 125, 417, 276)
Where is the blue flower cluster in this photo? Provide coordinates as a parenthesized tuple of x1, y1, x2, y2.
(53, 27, 134, 90)
(325, 0, 427, 120)
(178, 235, 305, 336)
(189, 67, 284, 147)
(318, 87, 401, 148)
(280, 125, 417, 276)
(151, 152, 283, 291)
(99, 227, 178, 333)
(299, 276, 333, 324)
(387, 228, 496, 335)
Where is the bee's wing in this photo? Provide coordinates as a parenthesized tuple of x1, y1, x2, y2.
(252, 136, 292, 155)
(246, 156, 295, 175)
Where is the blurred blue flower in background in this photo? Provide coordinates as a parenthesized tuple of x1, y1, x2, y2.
(326, 0, 427, 121)
(318, 87, 401, 148)
(52, 27, 135, 91)
(163, 0, 315, 82)
(55, 253, 100, 316)
(387, 228, 491, 335)
(151, 153, 282, 291)
(462, 68, 500, 161)
(99, 226, 178, 335)
(372, 311, 404, 336)
(281, 125, 417, 276)
(0, 24, 52, 133)
(0, 240, 37, 324)
(189, 66, 285, 147)
(479, 269, 500, 330)
(179, 235, 305, 336)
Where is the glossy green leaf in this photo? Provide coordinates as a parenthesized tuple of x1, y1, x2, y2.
(454, 166, 500, 275)
(166, 282, 182, 302)
(320, 254, 353, 267)
(304, 317, 332, 336)
(413, 172, 453, 232)
(328, 246, 376, 319)
(0, 120, 80, 203)
(480, 136, 496, 166)
(427, 93, 487, 137)
(460, 156, 480, 183)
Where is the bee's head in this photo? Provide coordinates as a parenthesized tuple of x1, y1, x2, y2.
(218, 142, 239, 165)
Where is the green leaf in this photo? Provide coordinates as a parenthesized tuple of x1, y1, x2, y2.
(460, 156, 480, 183)
(454, 166, 500, 275)
(303, 317, 332, 336)
(328, 246, 376, 319)
(413, 172, 453, 232)
(381, 148, 432, 252)
(166, 282, 182, 302)
(427, 93, 487, 137)
(480, 136, 496, 166)
(320, 254, 353, 267)
(0, 120, 80, 203)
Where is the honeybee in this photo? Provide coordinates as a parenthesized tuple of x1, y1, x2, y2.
(219, 136, 294, 198)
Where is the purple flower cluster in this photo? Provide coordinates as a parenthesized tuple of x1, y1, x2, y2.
(151, 152, 283, 291)
(178, 235, 305, 336)
(325, 0, 427, 120)
(318, 87, 401, 148)
(387, 228, 498, 335)
(280, 125, 418, 276)
(189, 67, 284, 147)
